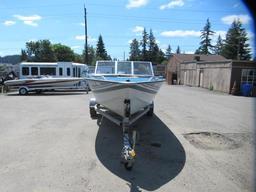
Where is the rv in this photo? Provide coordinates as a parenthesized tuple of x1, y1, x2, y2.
(19, 62, 88, 79)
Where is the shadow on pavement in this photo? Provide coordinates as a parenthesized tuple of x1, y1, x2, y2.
(95, 114, 186, 191)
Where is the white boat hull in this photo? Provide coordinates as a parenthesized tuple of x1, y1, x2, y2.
(4, 78, 83, 89)
(87, 79, 163, 117)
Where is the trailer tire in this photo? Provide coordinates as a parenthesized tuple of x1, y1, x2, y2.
(90, 107, 97, 119)
(19, 87, 28, 95)
(147, 102, 154, 116)
(89, 98, 97, 119)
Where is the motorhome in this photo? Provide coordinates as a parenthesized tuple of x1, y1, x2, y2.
(19, 62, 88, 79)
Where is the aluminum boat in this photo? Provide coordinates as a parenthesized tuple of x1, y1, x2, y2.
(86, 61, 164, 117)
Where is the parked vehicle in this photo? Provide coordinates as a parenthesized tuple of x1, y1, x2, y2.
(4, 62, 89, 95)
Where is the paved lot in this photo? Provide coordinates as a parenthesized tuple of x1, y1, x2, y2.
(0, 84, 255, 192)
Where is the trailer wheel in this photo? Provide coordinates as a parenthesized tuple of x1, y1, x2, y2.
(147, 102, 154, 116)
(89, 98, 97, 119)
(90, 107, 97, 119)
(19, 87, 28, 95)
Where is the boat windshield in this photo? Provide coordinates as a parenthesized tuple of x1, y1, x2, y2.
(95, 61, 153, 76)
(96, 61, 115, 74)
(133, 61, 153, 75)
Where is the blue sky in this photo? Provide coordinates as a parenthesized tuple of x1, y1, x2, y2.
(0, 0, 255, 60)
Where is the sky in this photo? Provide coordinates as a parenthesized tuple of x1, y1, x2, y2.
(0, 0, 255, 60)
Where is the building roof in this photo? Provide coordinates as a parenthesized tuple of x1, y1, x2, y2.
(173, 54, 227, 62)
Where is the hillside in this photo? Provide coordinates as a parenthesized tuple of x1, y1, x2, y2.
(0, 55, 21, 64)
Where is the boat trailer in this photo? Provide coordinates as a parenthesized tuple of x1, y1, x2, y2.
(89, 98, 153, 170)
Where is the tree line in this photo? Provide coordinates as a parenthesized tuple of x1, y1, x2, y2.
(21, 18, 252, 65)
(21, 34, 111, 65)
(195, 18, 251, 60)
(129, 28, 175, 64)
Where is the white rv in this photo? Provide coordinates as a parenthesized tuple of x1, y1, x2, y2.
(19, 62, 88, 79)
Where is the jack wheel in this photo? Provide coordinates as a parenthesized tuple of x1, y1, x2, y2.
(124, 162, 133, 171)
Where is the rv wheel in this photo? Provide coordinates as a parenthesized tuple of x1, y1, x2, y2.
(19, 87, 28, 95)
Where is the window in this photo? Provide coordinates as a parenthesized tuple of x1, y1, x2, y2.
(78, 68, 81, 77)
(117, 62, 131, 74)
(67, 68, 70, 76)
(241, 69, 256, 86)
(22, 67, 29, 76)
(31, 67, 38, 76)
(59, 68, 63, 76)
(133, 62, 152, 75)
(96, 61, 115, 74)
(40, 67, 56, 76)
(73, 67, 75, 77)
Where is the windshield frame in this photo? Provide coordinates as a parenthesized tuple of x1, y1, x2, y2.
(95, 61, 154, 76)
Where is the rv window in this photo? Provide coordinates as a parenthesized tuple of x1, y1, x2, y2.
(59, 68, 63, 76)
(78, 68, 81, 77)
(22, 67, 29, 76)
(40, 67, 56, 76)
(31, 67, 38, 75)
(73, 67, 75, 77)
(67, 68, 70, 76)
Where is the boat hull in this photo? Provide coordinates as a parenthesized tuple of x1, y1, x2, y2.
(4, 78, 83, 89)
(87, 78, 164, 117)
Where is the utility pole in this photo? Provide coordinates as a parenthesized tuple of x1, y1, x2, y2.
(84, 4, 88, 64)
(123, 52, 125, 61)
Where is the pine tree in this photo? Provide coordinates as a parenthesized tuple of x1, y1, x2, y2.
(213, 35, 223, 55)
(83, 45, 95, 65)
(96, 35, 108, 60)
(176, 46, 181, 54)
(197, 18, 215, 54)
(140, 28, 148, 61)
(21, 49, 27, 61)
(148, 29, 160, 62)
(165, 44, 172, 59)
(222, 20, 251, 60)
(129, 38, 140, 60)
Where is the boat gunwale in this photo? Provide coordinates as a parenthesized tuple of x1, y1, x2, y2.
(85, 76, 165, 85)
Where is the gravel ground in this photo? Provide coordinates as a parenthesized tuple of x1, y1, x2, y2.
(0, 84, 255, 192)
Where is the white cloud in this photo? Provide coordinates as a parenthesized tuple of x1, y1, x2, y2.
(3, 20, 16, 26)
(214, 30, 226, 39)
(75, 35, 97, 44)
(221, 14, 251, 25)
(160, 30, 201, 37)
(185, 51, 195, 54)
(126, 0, 149, 9)
(79, 22, 85, 26)
(132, 26, 144, 33)
(160, 0, 184, 10)
(128, 39, 133, 44)
(13, 14, 42, 27)
(71, 45, 81, 50)
(24, 20, 38, 26)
